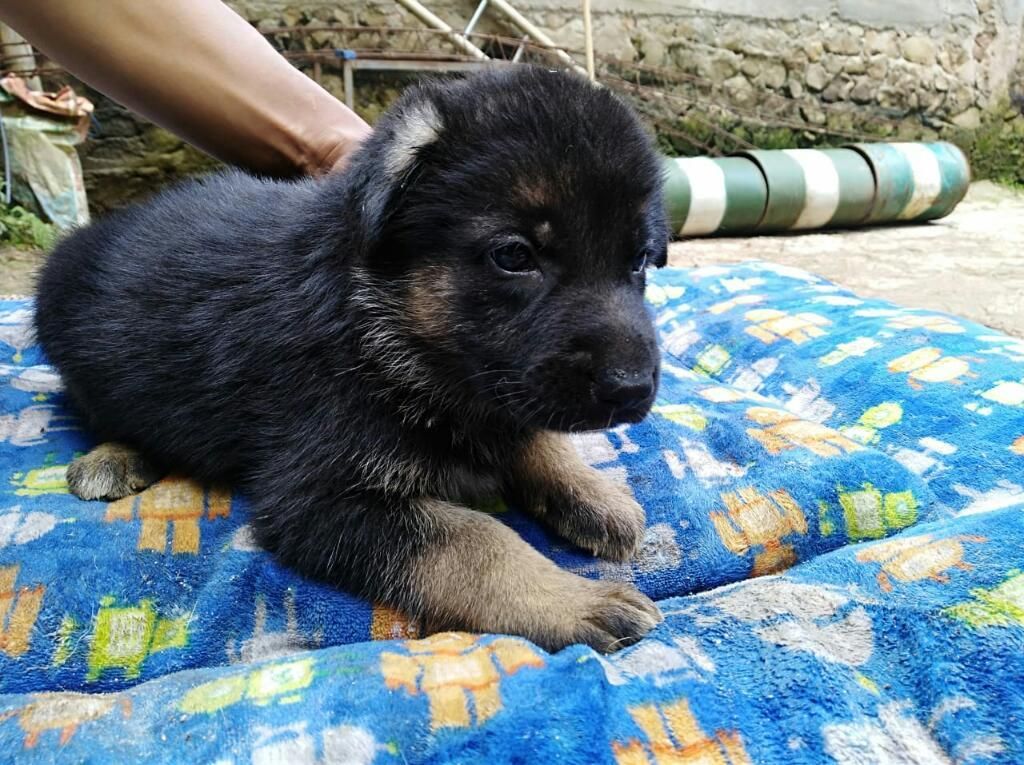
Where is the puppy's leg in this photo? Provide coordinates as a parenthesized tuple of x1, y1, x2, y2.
(66, 442, 162, 501)
(252, 490, 660, 653)
(509, 431, 646, 562)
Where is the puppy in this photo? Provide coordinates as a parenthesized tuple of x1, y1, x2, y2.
(35, 66, 668, 653)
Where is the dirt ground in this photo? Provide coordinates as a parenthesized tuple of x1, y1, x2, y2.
(668, 180, 1024, 338)
(3, 181, 1021, 336)
(0, 245, 42, 297)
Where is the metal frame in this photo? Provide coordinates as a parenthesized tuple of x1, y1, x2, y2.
(339, 56, 510, 108)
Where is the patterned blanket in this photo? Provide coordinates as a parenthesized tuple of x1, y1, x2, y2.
(0, 262, 1022, 763)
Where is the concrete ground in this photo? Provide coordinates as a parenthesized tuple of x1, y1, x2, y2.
(668, 181, 1024, 339)
(2, 181, 1021, 337)
(0, 245, 42, 297)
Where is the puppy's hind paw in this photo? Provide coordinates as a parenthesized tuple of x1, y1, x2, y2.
(66, 442, 162, 501)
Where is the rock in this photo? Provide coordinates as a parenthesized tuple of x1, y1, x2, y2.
(939, 43, 968, 73)
(804, 40, 824, 62)
(824, 54, 845, 75)
(721, 25, 785, 56)
(309, 29, 337, 47)
(865, 30, 899, 58)
(760, 62, 787, 89)
(673, 20, 705, 41)
(876, 86, 902, 111)
(973, 33, 992, 62)
(824, 31, 860, 55)
(788, 79, 804, 99)
(723, 75, 756, 108)
(850, 78, 875, 104)
(920, 91, 944, 112)
(822, 74, 854, 103)
(782, 53, 809, 72)
(638, 32, 667, 66)
(952, 107, 982, 129)
(699, 52, 740, 81)
(946, 86, 975, 114)
(902, 36, 937, 66)
(740, 58, 786, 89)
(592, 18, 637, 61)
(934, 73, 950, 92)
(805, 62, 829, 92)
(867, 55, 888, 80)
(843, 57, 867, 75)
(800, 103, 827, 126)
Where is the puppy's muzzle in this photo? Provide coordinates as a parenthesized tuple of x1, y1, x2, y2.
(593, 367, 657, 421)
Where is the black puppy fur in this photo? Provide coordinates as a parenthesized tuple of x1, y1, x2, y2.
(35, 66, 669, 653)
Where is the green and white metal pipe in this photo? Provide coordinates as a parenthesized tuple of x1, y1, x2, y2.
(662, 141, 970, 237)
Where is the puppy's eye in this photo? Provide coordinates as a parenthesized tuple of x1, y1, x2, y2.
(489, 239, 538, 275)
(631, 250, 649, 273)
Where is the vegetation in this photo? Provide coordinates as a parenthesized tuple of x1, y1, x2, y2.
(0, 190, 57, 250)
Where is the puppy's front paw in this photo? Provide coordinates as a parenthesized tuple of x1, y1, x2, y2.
(542, 475, 646, 562)
(571, 579, 663, 653)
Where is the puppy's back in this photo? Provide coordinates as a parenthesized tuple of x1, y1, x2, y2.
(35, 170, 333, 479)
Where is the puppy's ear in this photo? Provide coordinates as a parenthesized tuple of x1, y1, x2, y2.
(645, 200, 670, 269)
(649, 240, 669, 269)
(354, 98, 444, 255)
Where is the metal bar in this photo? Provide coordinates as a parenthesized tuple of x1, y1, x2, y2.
(463, 0, 490, 36)
(486, 0, 589, 78)
(511, 35, 529, 63)
(0, 104, 10, 205)
(343, 60, 354, 109)
(582, 0, 595, 81)
(347, 59, 508, 72)
(284, 49, 477, 63)
(392, 0, 489, 61)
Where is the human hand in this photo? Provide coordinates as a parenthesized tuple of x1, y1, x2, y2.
(310, 120, 374, 176)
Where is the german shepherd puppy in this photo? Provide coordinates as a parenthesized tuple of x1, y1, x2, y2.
(35, 66, 667, 653)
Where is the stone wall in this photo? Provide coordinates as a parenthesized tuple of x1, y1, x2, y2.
(530, 0, 1024, 135)
(51, 0, 1024, 211)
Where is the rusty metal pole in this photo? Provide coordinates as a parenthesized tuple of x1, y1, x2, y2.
(582, 0, 595, 82)
(487, 0, 590, 78)
(393, 0, 490, 61)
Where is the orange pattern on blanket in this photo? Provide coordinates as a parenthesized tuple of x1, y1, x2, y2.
(380, 632, 544, 730)
(105, 477, 231, 554)
(612, 697, 752, 765)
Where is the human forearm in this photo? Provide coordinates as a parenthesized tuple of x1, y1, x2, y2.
(0, 0, 370, 176)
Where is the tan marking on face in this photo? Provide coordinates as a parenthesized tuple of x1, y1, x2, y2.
(514, 180, 553, 209)
(406, 266, 455, 341)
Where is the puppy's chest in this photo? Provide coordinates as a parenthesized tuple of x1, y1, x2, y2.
(415, 419, 514, 501)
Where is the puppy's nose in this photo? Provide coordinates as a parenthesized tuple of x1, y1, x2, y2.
(594, 369, 655, 409)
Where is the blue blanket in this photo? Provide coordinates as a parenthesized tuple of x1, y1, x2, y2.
(1, 262, 1022, 763)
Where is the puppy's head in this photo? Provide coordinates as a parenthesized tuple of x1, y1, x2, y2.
(347, 66, 668, 431)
